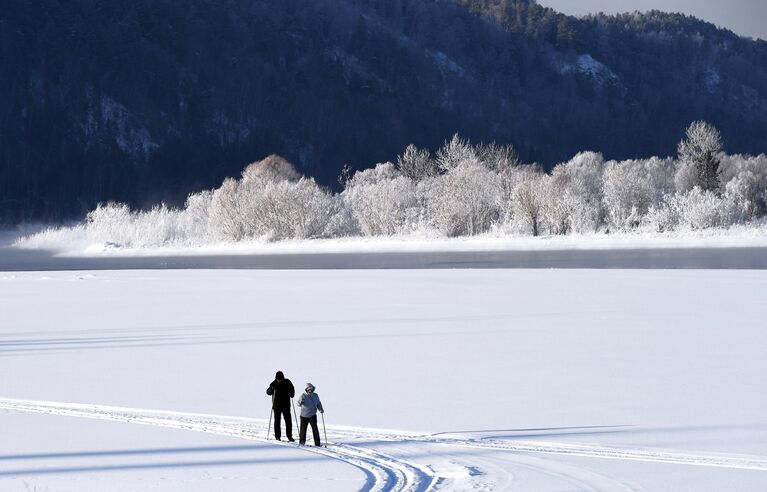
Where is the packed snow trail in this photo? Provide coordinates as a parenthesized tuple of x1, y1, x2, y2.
(0, 398, 631, 491)
(307, 424, 767, 471)
(425, 436, 767, 471)
(1, 397, 766, 492)
(0, 398, 436, 492)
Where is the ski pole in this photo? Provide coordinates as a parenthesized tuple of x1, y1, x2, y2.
(266, 393, 274, 440)
(291, 397, 299, 434)
(320, 411, 328, 448)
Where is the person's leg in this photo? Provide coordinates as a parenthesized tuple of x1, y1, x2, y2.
(273, 409, 282, 440)
(299, 416, 309, 445)
(310, 415, 321, 446)
(284, 408, 293, 440)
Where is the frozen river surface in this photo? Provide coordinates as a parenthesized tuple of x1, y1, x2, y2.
(1, 245, 767, 270)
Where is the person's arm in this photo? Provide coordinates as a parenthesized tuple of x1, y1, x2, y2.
(288, 381, 295, 398)
(266, 382, 274, 396)
(316, 394, 323, 413)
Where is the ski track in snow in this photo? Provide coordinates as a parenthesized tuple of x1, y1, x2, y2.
(2, 398, 766, 491)
(0, 398, 436, 492)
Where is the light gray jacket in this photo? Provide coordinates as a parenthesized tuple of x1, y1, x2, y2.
(298, 392, 323, 418)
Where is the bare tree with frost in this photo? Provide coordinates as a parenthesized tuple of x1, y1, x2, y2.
(544, 167, 572, 235)
(208, 155, 338, 241)
(603, 160, 654, 230)
(179, 190, 214, 241)
(431, 162, 502, 236)
(497, 164, 542, 225)
(677, 121, 723, 193)
(241, 154, 301, 183)
(239, 176, 336, 241)
(436, 134, 479, 172)
(566, 152, 605, 231)
(719, 154, 767, 218)
(477, 142, 520, 173)
(397, 144, 439, 181)
(343, 162, 418, 236)
(511, 172, 547, 236)
(209, 178, 243, 240)
(643, 156, 676, 203)
(547, 152, 605, 233)
(267, 178, 338, 240)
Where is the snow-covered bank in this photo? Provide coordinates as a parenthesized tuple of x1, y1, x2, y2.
(1, 269, 766, 490)
(9, 224, 767, 257)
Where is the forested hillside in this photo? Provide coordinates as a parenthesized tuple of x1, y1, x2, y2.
(2, 0, 766, 221)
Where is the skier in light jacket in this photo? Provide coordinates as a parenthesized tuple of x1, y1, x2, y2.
(298, 382, 324, 446)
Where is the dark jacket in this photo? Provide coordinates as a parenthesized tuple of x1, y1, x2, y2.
(266, 378, 295, 410)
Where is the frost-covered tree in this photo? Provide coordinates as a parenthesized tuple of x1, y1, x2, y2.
(550, 152, 605, 233)
(497, 164, 541, 224)
(719, 154, 767, 218)
(207, 155, 338, 241)
(85, 202, 133, 244)
(603, 157, 673, 231)
(396, 144, 439, 181)
(569, 152, 605, 230)
(179, 190, 214, 241)
(511, 172, 547, 236)
(603, 160, 654, 230)
(241, 154, 301, 184)
(477, 142, 520, 172)
(269, 178, 338, 240)
(413, 176, 441, 231)
(239, 177, 336, 241)
(644, 156, 677, 203)
(81, 202, 190, 248)
(209, 178, 243, 240)
(431, 162, 501, 236)
(677, 121, 723, 193)
(543, 168, 571, 235)
(643, 187, 739, 232)
(343, 162, 418, 236)
(436, 134, 479, 172)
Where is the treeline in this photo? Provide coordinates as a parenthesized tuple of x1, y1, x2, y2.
(19, 122, 767, 249)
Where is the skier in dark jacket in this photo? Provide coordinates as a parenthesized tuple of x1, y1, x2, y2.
(266, 371, 295, 441)
(297, 382, 324, 446)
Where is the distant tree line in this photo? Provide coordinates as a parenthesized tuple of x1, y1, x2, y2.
(18, 122, 767, 249)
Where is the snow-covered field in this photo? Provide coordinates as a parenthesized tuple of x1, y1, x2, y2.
(1, 267, 766, 491)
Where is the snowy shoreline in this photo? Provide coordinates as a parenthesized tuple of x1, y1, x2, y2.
(5, 226, 767, 258)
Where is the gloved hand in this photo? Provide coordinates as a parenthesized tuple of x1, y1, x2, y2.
(320, 409, 324, 413)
